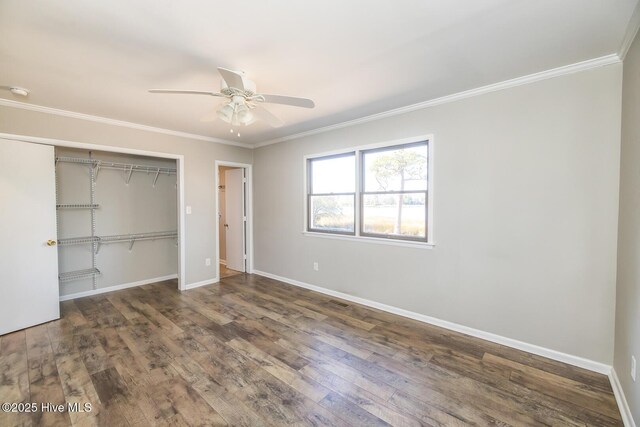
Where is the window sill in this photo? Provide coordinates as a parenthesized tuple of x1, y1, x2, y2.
(302, 231, 435, 249)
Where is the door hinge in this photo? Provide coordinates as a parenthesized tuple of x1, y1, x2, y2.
(243, 216, 247, 221)
(243, 254, 247, 260)
(243, 178, 247, 183)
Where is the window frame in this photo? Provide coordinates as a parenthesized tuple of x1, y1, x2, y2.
(306, 151, 357, 236)
(304, 135, 434, 247)
(359, 141, 429, 242)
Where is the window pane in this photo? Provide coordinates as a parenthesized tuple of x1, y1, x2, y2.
(310, 195, 354, 232)
(362, 193, 426, 238)
(310, 154, 355, 194)
(363, 144, 427, 192)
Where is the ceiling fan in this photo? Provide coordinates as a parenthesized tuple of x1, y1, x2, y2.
(149, 67, 315, 129)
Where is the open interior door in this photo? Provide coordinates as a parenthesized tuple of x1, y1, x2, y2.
(0, 139, 60, 335)
(224, 168, 245, 272)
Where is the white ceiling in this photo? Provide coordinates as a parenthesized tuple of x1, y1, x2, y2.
(0, 0, 637, 146)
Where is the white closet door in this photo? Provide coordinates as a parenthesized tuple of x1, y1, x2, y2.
(225, 168, 245, 272)
(0, 139, 60, 335)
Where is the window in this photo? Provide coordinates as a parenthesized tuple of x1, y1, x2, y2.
(307, 152, 356, 234)
(361, 142, 428, 241)
(306, 139, 431, 244)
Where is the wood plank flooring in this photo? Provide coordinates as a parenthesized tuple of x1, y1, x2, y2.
(219, 264, 241, 279)
(0, 274, 622, 426)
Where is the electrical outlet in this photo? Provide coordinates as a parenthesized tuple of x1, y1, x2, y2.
(186, 206, 192, 215)
(632, 356, 636, 381)
(313, 262, 319, 271)
(205, 258, 211, 266)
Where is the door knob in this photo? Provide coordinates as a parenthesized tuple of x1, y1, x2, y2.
(47, 240, 57, 246)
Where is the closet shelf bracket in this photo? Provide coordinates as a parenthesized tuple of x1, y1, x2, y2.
(153, 168, 160, 187)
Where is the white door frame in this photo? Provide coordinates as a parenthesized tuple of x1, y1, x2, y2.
(215, 160, 253, 279)
(0, 132, 187, 290)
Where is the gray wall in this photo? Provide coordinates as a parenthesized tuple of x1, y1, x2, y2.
(0, 106, 253, 286)
(253, 64, 623, 364)
(56, 147, 177, 296)
(615, 28, 640, 422)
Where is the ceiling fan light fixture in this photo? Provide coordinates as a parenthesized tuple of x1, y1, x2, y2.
(235, 103, 253, 125)
(217, 103, 235, 123)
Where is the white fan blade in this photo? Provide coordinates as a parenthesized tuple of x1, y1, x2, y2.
(259, 94, 315, 108)
(252, 105, 284, 128)
(149, 89, 224, 97)
(217, 67, 246, 91)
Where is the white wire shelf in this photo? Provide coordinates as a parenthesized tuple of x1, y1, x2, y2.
(98, 162, 176, 175)
(99, 231, 178, 243)
(59, 268, 101, 282)
(56, 231, 178, 251)
(56, 156, 177, 186)
(57, 236, 101, 246)
(97, 231, 178, 252)
(56, 204, 100, 210)
(56, 156, 95, 165)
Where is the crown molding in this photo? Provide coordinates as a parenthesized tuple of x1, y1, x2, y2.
(620, 1, 640, 61)
(254, 54, 621, 148)
(0, 98, 253, 149)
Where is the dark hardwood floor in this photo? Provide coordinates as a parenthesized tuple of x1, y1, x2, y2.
(0, 274, 622, 426)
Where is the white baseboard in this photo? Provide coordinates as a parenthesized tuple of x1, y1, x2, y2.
(59, 274, 178, 301)
(610, 368, 637, 427)
(220, 259, 227, 266)
(184, 277, 219, 290)
(252, 270, 611, 375)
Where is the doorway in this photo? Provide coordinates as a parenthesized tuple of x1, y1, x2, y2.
(0, 133, 186, 291)
(216, 161, 252, 280)
(55, 147, 179, 300)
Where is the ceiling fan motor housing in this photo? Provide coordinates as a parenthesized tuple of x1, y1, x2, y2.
(220, 76, 257, 95)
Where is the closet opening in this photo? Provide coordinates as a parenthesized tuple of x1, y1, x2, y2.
(55, 147, 182, 299)
(216, 161, 252, 280)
